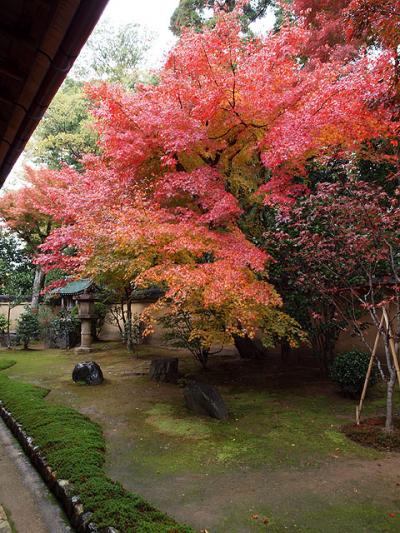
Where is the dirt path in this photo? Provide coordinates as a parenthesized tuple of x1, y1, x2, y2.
(109, 450, 400, 532)
(0, 419, 71, 533)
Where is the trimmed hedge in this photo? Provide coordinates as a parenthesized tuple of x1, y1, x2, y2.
(330, 350, 378, 397)
(0, 361, 194, 533)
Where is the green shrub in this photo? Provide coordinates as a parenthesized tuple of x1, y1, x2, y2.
(0, 365, 193, 532)
(93, 302, 108, 337)
(37, 306, 57, 338)
(48, 309, 80, 349)
(16, 307, 40, 349)
(330, 350, 378, 397)
(0, 314, 7, 335)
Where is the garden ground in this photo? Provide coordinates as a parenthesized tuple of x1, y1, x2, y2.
(1, 343, 400, 532)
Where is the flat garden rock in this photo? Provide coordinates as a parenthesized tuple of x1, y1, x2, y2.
(149, 358, 179, 383)
(183, 381, 229, 420)
(72, 361, 104, 385)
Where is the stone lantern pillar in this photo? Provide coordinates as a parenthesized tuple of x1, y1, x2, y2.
(74, 294, 96, 353)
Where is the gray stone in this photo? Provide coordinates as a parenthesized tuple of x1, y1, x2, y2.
(149, 358, 179, 383)
(0, 506, 12, 533)
(184, 381, 229, 420)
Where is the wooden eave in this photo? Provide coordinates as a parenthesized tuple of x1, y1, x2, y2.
(0, 0, 109, 186)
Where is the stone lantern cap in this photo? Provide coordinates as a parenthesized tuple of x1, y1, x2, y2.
(74, 293, 98, 319)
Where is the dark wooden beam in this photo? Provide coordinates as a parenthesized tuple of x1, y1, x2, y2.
(0, 24, 38, 52)
(0, 0, 110, 185)
(0, 62, 25, 82)
(0, 94, 17, 107)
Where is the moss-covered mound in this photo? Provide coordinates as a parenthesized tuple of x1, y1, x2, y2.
(0, 359, 16, 371)
(0, 364, 193, 533)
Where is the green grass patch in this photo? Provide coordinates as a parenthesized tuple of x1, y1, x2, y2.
(146, 403, 212, 439)
(0, 366, 193, 532)
(218, 498, 400, 533)
(132, 389, 376, 476)
(0, 358, 16, 371)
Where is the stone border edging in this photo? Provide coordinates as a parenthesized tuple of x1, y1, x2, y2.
(0, 402, 118, 533)
(0, 504, 12, 533)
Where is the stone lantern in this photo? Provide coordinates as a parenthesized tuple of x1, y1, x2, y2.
(74, 294, 96, 353)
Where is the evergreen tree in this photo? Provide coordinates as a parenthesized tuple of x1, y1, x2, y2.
(170, 0, 272, 36)
(16, 307, 40, 349)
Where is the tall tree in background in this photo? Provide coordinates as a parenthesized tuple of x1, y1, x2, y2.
(0, 229, 34, 296)
(27, 21, 151, 171)
(1, 19, 152, 308)
(170, 0, 272, 35)
(0, 168, 60, 310)
(28, 79, 98, 170)
(71, 20, 151, 87)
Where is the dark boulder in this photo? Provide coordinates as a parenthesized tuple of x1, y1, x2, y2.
(184, 381, 229, 420)
(72, 361, 103, 385)
(149, 358, 179, 383)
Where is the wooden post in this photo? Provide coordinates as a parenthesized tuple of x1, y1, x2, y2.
(382, 307, 400, 388)
(356, 314, 383, 425)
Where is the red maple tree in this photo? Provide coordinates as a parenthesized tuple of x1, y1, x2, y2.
(11, 3, 396, 361)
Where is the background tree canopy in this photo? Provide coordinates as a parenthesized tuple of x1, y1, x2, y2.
(0, 229, 34, 296)
(27, 21, 152, 171)
(170, 0, 272, 35)
(71, 20, 152, 86)
(28, 79, 98, 171)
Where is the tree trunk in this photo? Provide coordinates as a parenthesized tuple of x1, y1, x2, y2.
(385, 372, 396, 432)
(234, 335, 268, 359)
(198, 349, 209, 369)
(31, 265, 45, 312)
(281, 340, 291, 364)
(126, 297, 134, 353)
(384, 338, 395, 432)
(6, 303, 11, 349)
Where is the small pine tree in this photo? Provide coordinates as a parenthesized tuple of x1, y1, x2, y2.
(0, 314, 7, 335)
(16, 307, 40, 349)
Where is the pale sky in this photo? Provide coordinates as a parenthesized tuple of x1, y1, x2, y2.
(100, 0, 275, 66)
(101, 0, 180, 67)
(4, 0, 275, 189)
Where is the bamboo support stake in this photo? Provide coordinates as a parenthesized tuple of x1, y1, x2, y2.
(356, 314, 384, 425)
(382, 307, 400, 388)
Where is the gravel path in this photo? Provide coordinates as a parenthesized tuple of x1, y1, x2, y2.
(0, 418, 71, 533)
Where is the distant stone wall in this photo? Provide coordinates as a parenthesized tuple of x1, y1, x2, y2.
(0, 299, 390, 355)
(99, 302, 166, 345)
(0, 299, 165, 346)
(0, 301, 31, 330)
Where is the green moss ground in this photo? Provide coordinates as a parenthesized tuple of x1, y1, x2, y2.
(0, 350, 193, 533)
(1, 346, 400, 532)
(134, 390, 375, 475)
(0, 358, 16, 371)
